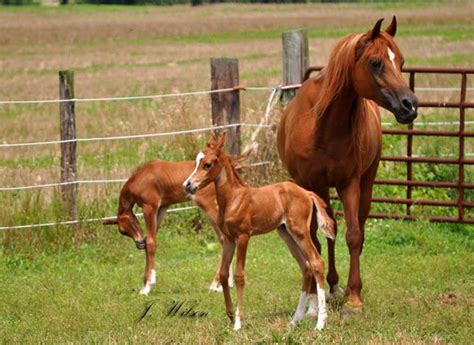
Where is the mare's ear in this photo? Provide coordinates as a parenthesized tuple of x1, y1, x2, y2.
(385, 16, 397, 37)
(103, 219, 118, 225)
(369, 18, 384, 40)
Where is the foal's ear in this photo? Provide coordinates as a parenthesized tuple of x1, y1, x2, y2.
(369, 18, 384, 40)
(385, 16, 397, 37)
(207, 132, 218, 147)
(217, 132, 226, 149)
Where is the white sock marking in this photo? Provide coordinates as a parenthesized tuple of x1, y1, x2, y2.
(388, 48, 396, 69)
(139, 269, 156, 295)
(306, 293, 318, 318)
(209, 279, 223, 292)
(233, 308, 242, 331)
(291, 291, 307, 325)
(315, 283, 327, 331)
(183, 151, 205, 189)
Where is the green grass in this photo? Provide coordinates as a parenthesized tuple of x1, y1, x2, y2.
(1, 215, 472, 343)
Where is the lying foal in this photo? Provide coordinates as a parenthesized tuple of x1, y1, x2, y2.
(184, 133, 335, 331)
(104, 153, 250, 295)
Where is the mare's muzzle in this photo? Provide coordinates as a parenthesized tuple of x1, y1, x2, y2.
(135, 237, 147, 250)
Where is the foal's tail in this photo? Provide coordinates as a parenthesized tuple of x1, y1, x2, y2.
(309, 193, 336, 240)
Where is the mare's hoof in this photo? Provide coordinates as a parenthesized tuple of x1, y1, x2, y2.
(341, 300, 363, 320)
(328, 286, 345, 299)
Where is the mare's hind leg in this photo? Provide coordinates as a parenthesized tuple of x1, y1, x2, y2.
(140, 205, 166, 295)
(277, 225, 313, 325)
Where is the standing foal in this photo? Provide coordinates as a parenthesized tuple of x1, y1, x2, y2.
(104, 152, 250, 295)
(184, 133, 335, 331)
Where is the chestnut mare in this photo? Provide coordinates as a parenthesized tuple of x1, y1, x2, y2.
(104, 151, 250, 295)
(184, 133, 335, 331)
(277, 17, 418, 307)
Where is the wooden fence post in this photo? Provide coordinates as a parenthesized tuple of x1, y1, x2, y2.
(282, 29, 309, 104)
(59, 70, 77, 220)
(210, 58, 241, 155)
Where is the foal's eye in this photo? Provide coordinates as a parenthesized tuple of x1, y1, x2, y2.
(370, 59, 383, 73)
(203, 163, 212, 171)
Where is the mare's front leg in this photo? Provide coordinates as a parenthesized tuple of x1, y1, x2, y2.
(340, 178, 363, 307)
(219, 237, 236, 322)
(233, 233, 249, 331)
(140, 205, 166, 295)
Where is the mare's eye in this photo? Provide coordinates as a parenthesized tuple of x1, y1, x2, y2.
(370, 59, 383, 73)
(203, 163, 212, 171)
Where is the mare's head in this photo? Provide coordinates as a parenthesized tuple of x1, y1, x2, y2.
(323, 17, 418, 124)
(183, 132, 228, 195)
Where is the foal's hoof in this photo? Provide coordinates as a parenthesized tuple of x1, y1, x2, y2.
(209, 281, 223, 293)
(135, 237, 147, 250)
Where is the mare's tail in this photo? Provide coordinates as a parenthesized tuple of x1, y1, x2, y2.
(309, 192, 335, 240)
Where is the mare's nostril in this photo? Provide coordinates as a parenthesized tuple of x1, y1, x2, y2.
(402, 98, 413, 111)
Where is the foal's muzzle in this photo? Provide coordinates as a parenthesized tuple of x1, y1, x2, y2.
(135, 237, 147, 250)
(184, 181, 198, 195)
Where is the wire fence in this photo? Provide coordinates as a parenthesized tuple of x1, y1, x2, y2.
(1, 81, 473, 230)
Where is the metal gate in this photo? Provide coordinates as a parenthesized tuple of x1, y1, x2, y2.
(308, 67, 474, 224)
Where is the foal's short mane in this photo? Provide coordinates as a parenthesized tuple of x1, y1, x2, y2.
(221, 152, 248, 187)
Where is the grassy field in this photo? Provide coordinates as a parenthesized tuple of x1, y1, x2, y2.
(1, 216, 473, 343)
(0, 1, 473, 343)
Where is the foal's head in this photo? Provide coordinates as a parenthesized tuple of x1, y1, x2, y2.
(322, 16, 418, 124)
(354, 17, 418, 123)
(183, 133, 229, 195)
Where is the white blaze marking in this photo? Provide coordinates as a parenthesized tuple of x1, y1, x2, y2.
(315, 283, 327, 331)
(291, 291, 307, 325)
(388, 48, 396, 69)
(183, 151, 205, 189)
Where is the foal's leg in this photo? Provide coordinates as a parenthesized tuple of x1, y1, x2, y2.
(277, 225, 313, 324)
(317, 188, 340, 296)
(207, 218, 234, 292)
(195, 198, 234, 292)
(290, 228, 328, 330)
(140, 204, 165, 295)
(233, 233, 249, 331)
(219, 237, 236, 322)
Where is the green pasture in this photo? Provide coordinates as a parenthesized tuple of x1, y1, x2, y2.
(1, 214, 473, 343)
(1, 2, 473, 343)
